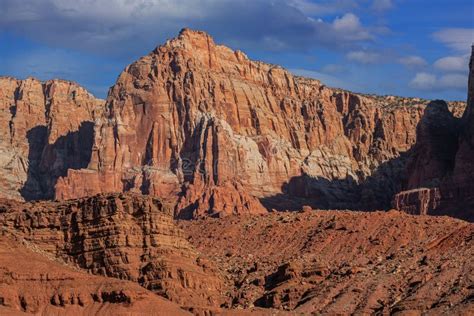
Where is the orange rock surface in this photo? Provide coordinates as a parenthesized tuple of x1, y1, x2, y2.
(0, 193, 227, 313)
(0, 77, 103, 201)
(0, 232, 189, 315)
(51, 29, 465, 218)
(181, 210, 474, 314)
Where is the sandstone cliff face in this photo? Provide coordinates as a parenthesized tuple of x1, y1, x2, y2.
(0, 193, 227, 312)
(0, 77, 103, 201)
(53, 29, 465, 217)
(393, 47, 474, 221)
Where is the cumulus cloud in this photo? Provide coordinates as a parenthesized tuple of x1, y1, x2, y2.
(332, 13, 372, 41)
(410, 72, 466, 91)
(410, 72, 437, 90)
(0, 0, 375, 57)
(346, 50, 380, 64)
(432, 28, 474, 52)
(433, 55, 469, 72)
(398, 56, 427, 68)
(437, 74, 467, 90)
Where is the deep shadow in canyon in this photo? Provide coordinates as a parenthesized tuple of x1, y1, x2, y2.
(260, 100, 463, 213)
(20, 121, 94, 201)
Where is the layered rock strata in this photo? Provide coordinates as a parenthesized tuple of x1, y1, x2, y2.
(53, 29, 465, 217)
(0, 193, 227, 312)
(0, 232, 189, 315)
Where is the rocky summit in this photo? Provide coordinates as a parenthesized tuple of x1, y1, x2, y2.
(47, 29, 469, 218)
(0, 29, 473, 315)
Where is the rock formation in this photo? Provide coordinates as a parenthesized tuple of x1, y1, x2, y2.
(0, 30, 470, 221)
(1, 194, 472, 314)
(0, 77, 103, 201)
(0, 193, 227, 312)
(0, 232, 189, 315)
(182, 210, 474, 314)
(52, 29, 465, 218)
(393, 46, 474, 221)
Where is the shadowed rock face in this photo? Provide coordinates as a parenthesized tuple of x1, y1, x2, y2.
(51, 28, 465, 218)
(393, 47, 474, 221)
(0, 77, 103, 201)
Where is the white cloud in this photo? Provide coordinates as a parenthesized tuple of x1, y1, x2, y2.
(0, 0, 375, 57)
(438, 74, 467, 90)
(346, 50, 380, 64)
(321, 64, 345, 74)
(398, 55, 427, 68)
(410, 72, 437, 90)
(433, 55, 469, 72)
(410, 72, 466, 91)
(433, 28, 474, 52)
(288, 0, 358, 16)
(332, 13, 371, 40)
(333, 13, 361, 31)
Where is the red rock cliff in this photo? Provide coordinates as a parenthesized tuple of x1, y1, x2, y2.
(0, 77, 103, 201)
(53, 29, 465, 217)
(0, 193, 227, 311)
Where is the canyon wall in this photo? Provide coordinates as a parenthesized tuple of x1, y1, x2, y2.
(53, 29, 465, 218)
(0, 77, 103, 201)
(0, 30, 470, 220)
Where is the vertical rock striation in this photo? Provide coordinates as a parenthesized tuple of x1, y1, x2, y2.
(53, 29, 465, 217)
(0, 77, 103, 201)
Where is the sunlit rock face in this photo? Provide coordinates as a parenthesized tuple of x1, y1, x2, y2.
(53, 29, 466, 218)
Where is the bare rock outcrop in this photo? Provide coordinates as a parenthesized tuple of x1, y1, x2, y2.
(0, 232, 189, 315)
(181, 210, 474, 314)
(0, 193, 228, 312)
(53, 29, 465, 217)
(0, 77, 103, 201)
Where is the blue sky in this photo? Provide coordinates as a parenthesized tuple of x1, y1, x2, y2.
(1, 0, 473, 100)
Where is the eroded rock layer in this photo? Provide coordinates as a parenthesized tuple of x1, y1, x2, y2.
(0, 232, 189, 315)
(53, 29, 465, 217)
(0, 193, 227, 312)
(181, 210, 474, 314)
(0, 77, 103, 201)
